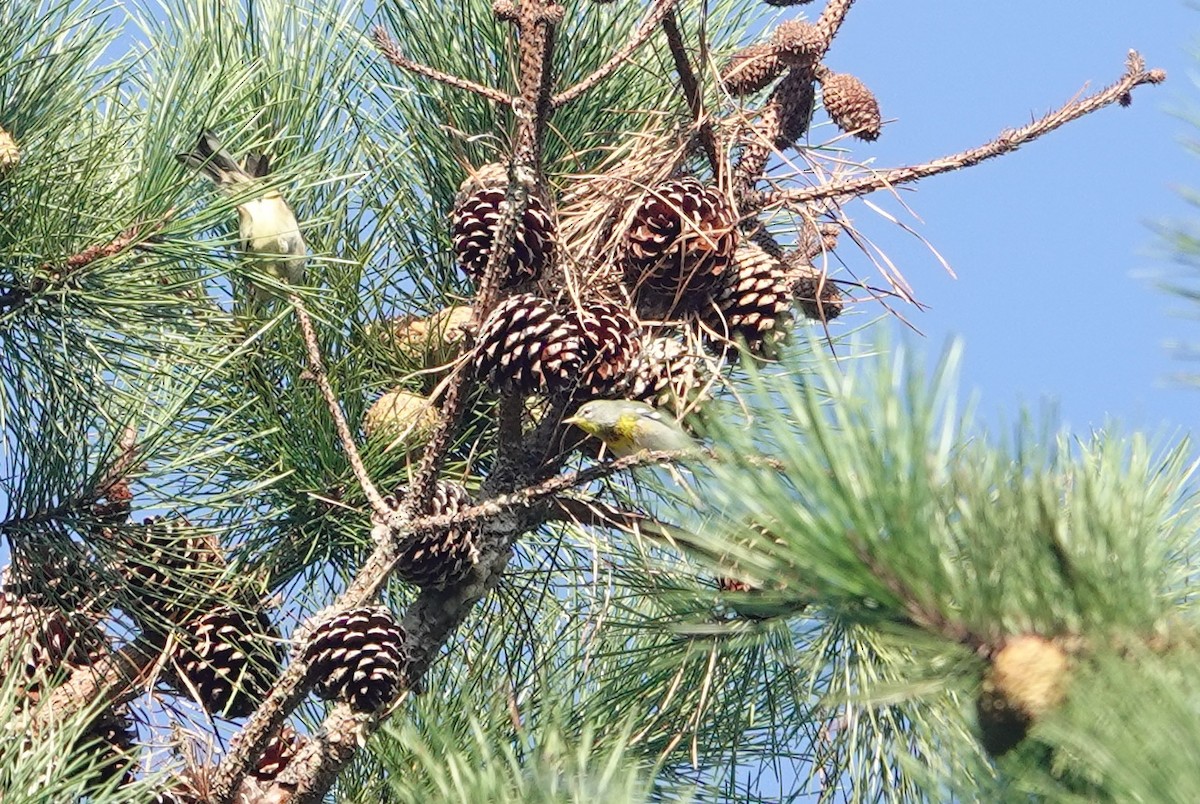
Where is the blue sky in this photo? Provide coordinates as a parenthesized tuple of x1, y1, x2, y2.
(812, 1, 1198, 436)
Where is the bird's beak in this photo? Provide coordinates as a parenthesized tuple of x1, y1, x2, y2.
(562, 415, 584, 428)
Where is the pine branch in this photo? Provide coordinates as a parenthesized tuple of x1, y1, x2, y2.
(754, 52, 1166, 211)
(550, 0, 679, 108)
(371, 26, 514, 106)
(661, 8, 721, 178)
(29, 639, 163, 734)
(0, 208, 174, 314)
(289, 295, 390, 519)
(209, 448, 689, 802)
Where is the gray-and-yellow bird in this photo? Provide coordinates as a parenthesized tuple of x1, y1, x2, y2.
(565, 399, 700, 458)
(177, 131, 306, 301)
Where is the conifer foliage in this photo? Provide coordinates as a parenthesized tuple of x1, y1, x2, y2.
(0, 0, 1177, 801)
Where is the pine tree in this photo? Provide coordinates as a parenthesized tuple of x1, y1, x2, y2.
(0, 0, 1179, 802)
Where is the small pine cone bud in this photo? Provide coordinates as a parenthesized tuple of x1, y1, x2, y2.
(106, 517, 227, 627)
(625, 336, 707, 413)
(575, 301, 640, 398)
(788, 258, 844, 321)
(304, 606, 408, 712)
(705, 242, 793, 356)
(451, 163, 555, 286)
(389, 481, 481, 590)
(770, 20, 822, 66)
(977, 635, 1070, 756)
(363, 388, 438, 446)
(474, 294, 583, 394)
(721, 43, 785, 96)
(623, 179, 738, 301)
(0, 591, 104, 691)
(818, 70, 882, 141)
(171, 605, 282, 718)
(0, 126, 18, 175)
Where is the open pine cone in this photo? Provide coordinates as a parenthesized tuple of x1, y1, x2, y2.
(474, 293, 584, 395)
(304, 606, 408, 712)
(451, 162, 555, 287)
(623, 178, 738, 304)
(171, 605, 282, 718)
(703, 241, 794, 355)
(391, 481, 481, 590)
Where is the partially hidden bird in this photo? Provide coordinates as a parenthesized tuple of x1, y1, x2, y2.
(565, 399, 700, 458)
(176, 131, 306, 302)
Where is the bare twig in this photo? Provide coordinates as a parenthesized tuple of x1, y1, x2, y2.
(371, 27, 514, 106)
(551, 0, 679, 108)
(0, 208, 175, 313)
(290, 295, 390, 518)
(755, 53, 1166, 211)
(661, 8, 721, 178)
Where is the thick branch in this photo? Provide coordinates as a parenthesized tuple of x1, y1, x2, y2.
(661, 8, 721, 178)
(371, 27, 514, 106)
(755, 52, 1166, 211)
(31, 639, 162, 732)
(551, 0, 679, 108)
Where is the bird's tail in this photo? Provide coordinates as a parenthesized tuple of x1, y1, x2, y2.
(176, 130, 252, 187)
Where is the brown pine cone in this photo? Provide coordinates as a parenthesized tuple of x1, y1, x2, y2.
(171, 605, 282, 718)
(451, 163, 555, 287)
(575, 301, 640, 399)
(624, 336, 707, 413)
(623, 179, 738, 303)
(721, 43, 785, 96)
(704, 242, 793, 355)
(304, 606, 408, 712)
(390, 481, 481, 590)
(474, 294, 584, 395)
(818, 70, 883, 141)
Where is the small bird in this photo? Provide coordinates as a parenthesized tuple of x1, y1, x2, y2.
(176, 131, 306, 301)
(564, 399, 699, 458)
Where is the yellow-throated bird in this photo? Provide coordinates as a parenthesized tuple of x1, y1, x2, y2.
(177, 131, 306, 301)
(565, 399, 699, 458)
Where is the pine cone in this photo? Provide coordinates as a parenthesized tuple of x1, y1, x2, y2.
(721, 43, 785, 96)
(379, 305, 473, 368)
(451, 163, 555, 286)
(304, 606, 408, 712)
(771, 69, 818, 148)
(575, 301, 640, 398)
(788, 257, 844, 321)
(704, 242, 793, 355)
(818, 70, 882, 141)
(474, 293, 584, 395)
(0, 591, 103, 692)
(171, 605, 281, 718)
(623, 179, 738, 302)
(625, 336, 707, 413)
(107, 517, 227, 627)
(363, 388, 439, 446)
(79, 707, 136, 786)
(5, 541, 105, 614)
(252, 724, 304, 780)
(391, 482, 481, 590)
(770, 20, 822, 66)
